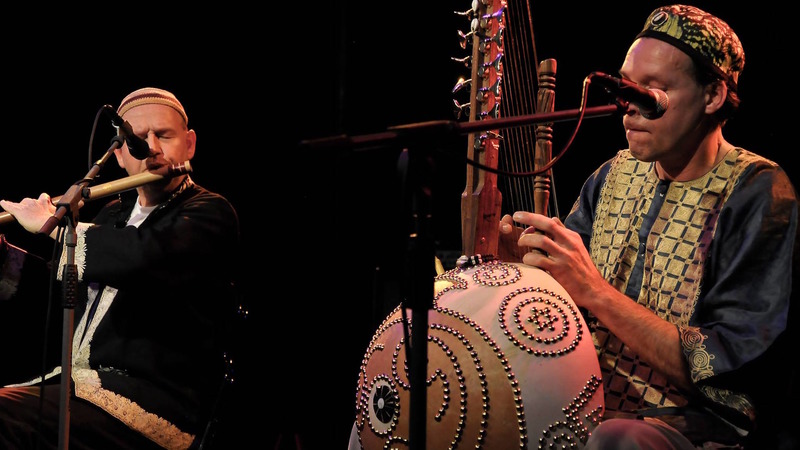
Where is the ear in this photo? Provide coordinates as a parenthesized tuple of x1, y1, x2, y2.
(113, 147, 126, 169)
(185, 129, 197, 160)
(705, 80, 727, 114)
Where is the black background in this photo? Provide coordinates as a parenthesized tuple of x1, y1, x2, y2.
(1, 2, 791, 449)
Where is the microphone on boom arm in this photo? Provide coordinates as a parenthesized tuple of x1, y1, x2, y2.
(590, 72, 669, 120)
(103, 105, 152, 159)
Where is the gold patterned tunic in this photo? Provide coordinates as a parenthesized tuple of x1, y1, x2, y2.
(564, 148, 797, 435)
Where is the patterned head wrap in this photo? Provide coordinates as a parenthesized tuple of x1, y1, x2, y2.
(636, 5, 745, 90)
(117, 87, 188, 125)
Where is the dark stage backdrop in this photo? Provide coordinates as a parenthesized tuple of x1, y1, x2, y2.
(1, 2, 790, 449)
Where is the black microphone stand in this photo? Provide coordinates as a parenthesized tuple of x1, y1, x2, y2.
(39, 136, 127, 450)
(301, 103, 623, 450)
(396, 145, 436, 450)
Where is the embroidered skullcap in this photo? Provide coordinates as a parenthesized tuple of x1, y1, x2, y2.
(117, 87, 188, 124)
(637, 5, 745, 90)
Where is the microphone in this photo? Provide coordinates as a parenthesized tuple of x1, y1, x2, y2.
(102, 105, 151, 160)
(590, 72, 669, 120)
